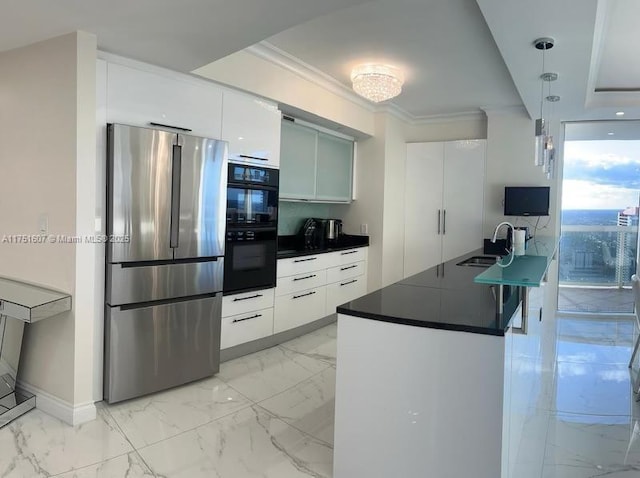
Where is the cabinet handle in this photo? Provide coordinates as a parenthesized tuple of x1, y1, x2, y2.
(340, 279, 358, 287)
(443, 210, 446, 235)
(539, 307, 543, 322)
(292, 291, 316, 300)
(437, 210, 441, 235)
(233, 294, 263, 302)
(341, 251, 357, 255)
(294, 257, 317, 263)
(239, 154, 268, 161)
(340, 265, 357, 271)
(232, 313, 262, 324)
(149, 122, 192, 132)
(293, 274, 316, 281)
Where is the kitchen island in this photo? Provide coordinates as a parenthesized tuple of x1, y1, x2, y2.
(332, 237, 558, 478)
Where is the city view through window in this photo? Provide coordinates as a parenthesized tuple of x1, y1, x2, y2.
(559, 136, 640, 314)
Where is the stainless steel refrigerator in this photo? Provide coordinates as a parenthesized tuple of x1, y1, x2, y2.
(104, 123, 227, 403)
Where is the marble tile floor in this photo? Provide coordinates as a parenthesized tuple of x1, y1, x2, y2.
(2, 315, 640, 478)
(515, 316, 640, 478)
(0, 324, 337, 478)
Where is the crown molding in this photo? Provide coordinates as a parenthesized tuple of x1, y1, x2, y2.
(411, 110, 487, 124)
(248, 42, 496, 126)
(481, 105, 529, 117)
(247, 42, 376, 112)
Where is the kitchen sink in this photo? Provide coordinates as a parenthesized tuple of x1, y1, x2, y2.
(456, 256, 499, 267)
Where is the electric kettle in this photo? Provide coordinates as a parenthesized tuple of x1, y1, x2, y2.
(326, 219, 343, 240)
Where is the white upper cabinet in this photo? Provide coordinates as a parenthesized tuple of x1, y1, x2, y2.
(280, 120, 354, 203)
(221, 90, 281, 168)
(106, 62, 223, 139)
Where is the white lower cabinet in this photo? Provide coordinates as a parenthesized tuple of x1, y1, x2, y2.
(326, 276, 367, 315)
(221, 288, 275, 350)
(220, 308, 274, 350)
(275, 269, 327, 296)
(274, 287, 327, 334)
(222, 289, 275, 317)
(221, 247, 368, 348)
(274, 247, 368, 334)
(326, 261, 365, 284)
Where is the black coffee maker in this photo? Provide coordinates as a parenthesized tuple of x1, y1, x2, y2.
(298, 218, 321, 249)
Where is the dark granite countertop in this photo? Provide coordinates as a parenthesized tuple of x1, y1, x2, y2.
(336, 249, 521, 336)
(277, 234, 369, 259)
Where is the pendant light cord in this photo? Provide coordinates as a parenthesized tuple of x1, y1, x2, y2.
(539, 46, 546, 119)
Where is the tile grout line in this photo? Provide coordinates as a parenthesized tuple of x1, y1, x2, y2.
(216, 344, 335, 405)
(101, 405, 159, 477)
(254, 403, 335, 449)
(251, 361, 335, 406)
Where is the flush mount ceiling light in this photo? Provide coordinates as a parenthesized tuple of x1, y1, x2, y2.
(350, 64, 404, 103)
(455, 139, 481, 150)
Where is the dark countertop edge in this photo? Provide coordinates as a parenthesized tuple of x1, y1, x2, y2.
(335, 307, 506, 337)
(277, 243, 369, 259)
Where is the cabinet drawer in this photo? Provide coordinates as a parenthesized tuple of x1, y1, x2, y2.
(222, 288, 275, 317)
(274, 286, 327, 334)
(325, 248, 367, 268)
(326, 276, 367, 315)
(221, 307, 274, 350)
(326, 261, 365, 284)
(276, 269, 327, 296)
(277, 254, 328, 278)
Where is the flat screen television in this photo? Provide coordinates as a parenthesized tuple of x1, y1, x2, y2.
(504, 186, 550, 216)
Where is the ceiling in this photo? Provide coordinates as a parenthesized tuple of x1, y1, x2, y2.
(265, 0, 522, 119)
(476, 0, 640, 121)
(3, 0, 640, 123)
(0, 0, 371, 71)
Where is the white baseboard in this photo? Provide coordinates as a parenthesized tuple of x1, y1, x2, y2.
(16, 381, 97, 426)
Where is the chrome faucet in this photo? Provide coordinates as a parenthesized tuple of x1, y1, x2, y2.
(491, 221, 515, 247)
(491, 221, 515, 267)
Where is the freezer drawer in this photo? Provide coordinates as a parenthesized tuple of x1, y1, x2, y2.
(104, 294, 222, 403)
(106, 259, 223, 306)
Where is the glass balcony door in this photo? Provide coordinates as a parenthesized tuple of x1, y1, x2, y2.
(558, 122, 640, 314)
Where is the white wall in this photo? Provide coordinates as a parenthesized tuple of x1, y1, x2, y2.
(381, 114, 407, 286)
(342, 115, 387, 291)
(73, 32, 99, 408)
(339, 113, 408, 290)
(483, 108, 559, 239)
(0, 32, 97, 422)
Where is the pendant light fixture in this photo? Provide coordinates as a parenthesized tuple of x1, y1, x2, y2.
(544, 81, 560, 179)
(542, 71, 558, 165)
(533, 37, 554, 166)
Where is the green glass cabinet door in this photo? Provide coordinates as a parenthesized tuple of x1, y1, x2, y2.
(315, 132, 353, 202)
(279, 121, 317, 200)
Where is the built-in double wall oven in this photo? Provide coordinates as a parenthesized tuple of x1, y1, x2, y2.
(224, 163, 279, 294)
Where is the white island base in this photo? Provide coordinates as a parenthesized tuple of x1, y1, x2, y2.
(333, 313, 517, 478)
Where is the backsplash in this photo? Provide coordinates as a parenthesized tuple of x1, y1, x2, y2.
(278, 202, 336, 235)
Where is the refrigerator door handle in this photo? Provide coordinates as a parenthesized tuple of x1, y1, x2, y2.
(170, 144, 182, 249)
